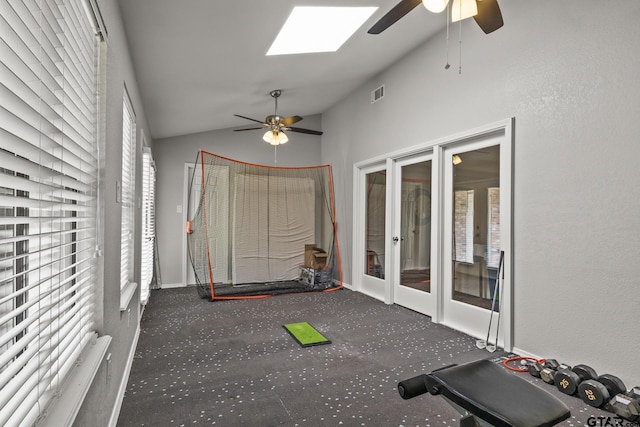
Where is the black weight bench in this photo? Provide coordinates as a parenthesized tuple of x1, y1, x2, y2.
(398, 359, 571, 427)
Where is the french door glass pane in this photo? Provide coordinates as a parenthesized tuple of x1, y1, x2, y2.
(400, 161, 431, 292)
(451, 145, 500, 309)
(365, 171, 385, 279)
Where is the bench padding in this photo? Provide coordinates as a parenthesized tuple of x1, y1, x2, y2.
(425, 360, 570, 427)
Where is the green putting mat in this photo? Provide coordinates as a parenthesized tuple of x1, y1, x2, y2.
(283, 322, 331, 347)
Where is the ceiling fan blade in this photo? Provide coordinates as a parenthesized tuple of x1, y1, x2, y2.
(281, 115, 303, 126)
(287, 126, 323, 136)
(234, 114, 266, 124)
(368, 0, 422, 34)
(234, 127, 264, 131)
(473, 0, 503, 34)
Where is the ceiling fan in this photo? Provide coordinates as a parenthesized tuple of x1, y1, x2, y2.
(368, 0, 503, 35)
(234, 90, 323, 146)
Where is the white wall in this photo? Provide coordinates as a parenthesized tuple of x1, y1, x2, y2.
(153, 115, 323, 286)
(75, 0, 154, 425)
(321, 0, 640, 385)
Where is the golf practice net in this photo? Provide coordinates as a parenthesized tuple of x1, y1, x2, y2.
(187, 150, 342, 300)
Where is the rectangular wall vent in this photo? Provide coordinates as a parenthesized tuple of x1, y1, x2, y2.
(371, 84, 385, 104)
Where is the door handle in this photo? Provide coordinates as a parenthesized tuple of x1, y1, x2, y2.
(393, 236, 399, 243)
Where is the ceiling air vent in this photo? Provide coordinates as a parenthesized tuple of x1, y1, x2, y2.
(371, 84, 384, 104)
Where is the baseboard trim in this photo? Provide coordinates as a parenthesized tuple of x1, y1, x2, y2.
(161, 282, 186, 289)
(164, 282, 349, 291)
(511, 346, 542, 360)
(108, 325, 140, 427)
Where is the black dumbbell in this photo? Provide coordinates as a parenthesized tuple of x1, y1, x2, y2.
(578, 374, 627, 408)
(543, 359, 560, 370)
(539, 360, 571, 385)
(527, 362, 543, 378)
(610, 387, 640, 422)
(555, 364, 598, 395)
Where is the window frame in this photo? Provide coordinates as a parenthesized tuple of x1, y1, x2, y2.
(140, 146, 155, 305)
(120, 90, 137, 310)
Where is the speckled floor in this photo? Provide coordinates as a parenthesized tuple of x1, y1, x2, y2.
(117, 287, 609, 426)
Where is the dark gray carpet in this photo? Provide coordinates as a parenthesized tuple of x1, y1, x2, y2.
(117, 287, 608, 426)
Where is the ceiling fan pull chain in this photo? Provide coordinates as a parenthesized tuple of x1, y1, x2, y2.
(445, 1, 451, 70)
(458, 5, 463, 75)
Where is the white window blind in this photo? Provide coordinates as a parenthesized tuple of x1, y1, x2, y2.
(453, 190, 474, 264)
(487, 187, 500, 268)
(0, 0, 99, 425)
(120, 94, 135, 297)
(140, 148, 155, 304)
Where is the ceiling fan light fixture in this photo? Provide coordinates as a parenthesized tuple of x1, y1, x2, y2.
(451, 0, 478, 22)
(422, 0, 449, 13)
(263, 129, 288, 146)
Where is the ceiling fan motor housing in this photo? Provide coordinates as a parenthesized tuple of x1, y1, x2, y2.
(233, 89, 323, 137)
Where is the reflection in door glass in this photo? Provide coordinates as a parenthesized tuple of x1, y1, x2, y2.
(400, 161, 432, 293)
(452, 146, 500, 309)
(365, 171, 385, 278)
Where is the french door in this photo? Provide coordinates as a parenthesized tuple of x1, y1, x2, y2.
(356, 163, 388, 302)
(354, 119, 513, 349)
(391, 154, 437, 316)
(442, 134, 512, 350)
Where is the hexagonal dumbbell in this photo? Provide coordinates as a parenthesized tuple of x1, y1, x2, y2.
(578, 374, 627, 409)
(539, 359, 571, 385)
(527, 361, 543, 378)
(610, 387, 640, 422)
(555, 364, 598, 396)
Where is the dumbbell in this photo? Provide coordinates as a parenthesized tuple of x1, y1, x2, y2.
(578, 374, 627, 409)
(539, 359, 571, 385)
(527, 361, 543, 378)
(554, 364, 598, 395)
(610, 386, 640, 422)
(526, 359, 563, 381)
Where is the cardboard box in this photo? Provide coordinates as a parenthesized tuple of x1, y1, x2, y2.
(310, 250, 327, 269)
(304, 244, 328, 269)
(304, 244, 318, 267)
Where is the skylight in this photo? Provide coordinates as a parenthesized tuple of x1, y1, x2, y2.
(266, 6, 378, 56)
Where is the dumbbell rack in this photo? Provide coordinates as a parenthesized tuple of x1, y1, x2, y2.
(513, 357, 640, 422)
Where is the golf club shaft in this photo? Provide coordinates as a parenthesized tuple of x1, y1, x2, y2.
(479, 250, 503, 347)
(490, 251, 505, 349)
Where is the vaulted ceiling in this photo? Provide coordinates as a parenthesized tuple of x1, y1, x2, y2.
(117, 0, 450, 139)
